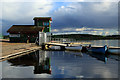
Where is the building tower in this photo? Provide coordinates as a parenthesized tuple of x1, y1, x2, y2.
(33, 17, 52, 32)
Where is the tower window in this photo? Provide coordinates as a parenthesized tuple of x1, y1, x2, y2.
(43, 22, 49, 26)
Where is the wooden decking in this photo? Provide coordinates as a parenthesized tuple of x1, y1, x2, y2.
(0, 46, 41, 62)
(0, 39, 41, 62)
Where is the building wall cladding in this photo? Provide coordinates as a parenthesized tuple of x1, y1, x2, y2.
(10, 34, 38, 43)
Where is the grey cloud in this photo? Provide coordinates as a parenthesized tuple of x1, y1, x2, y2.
(52, 2, 118, 30)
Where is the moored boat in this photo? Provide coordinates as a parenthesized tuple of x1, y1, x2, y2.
(86, 45, 108, 54)
(107, 48, 120, 55)
(65, 45, 82, 51)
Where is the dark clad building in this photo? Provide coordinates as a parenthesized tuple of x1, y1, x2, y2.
(7, 17, 52, 42)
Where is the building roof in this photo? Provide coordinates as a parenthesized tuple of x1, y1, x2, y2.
(7, 25, 43, 34)
(33, 17, 52, 21)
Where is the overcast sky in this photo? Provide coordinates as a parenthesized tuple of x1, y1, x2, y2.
(0, 0, 119, 35)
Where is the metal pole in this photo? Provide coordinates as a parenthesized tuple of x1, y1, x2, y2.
(44, 33, 46, 43)
(39, 31, 41, 46)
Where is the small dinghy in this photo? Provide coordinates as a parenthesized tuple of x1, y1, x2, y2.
(87, 45, 108, 54)
(65, 45, 82, 51)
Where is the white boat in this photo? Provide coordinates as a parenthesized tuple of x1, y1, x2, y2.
(107, 48, 120, 55)
(49, 46, 61, 50)
(65, 45, 82, 51)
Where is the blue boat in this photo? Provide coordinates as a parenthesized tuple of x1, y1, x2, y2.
(87, 45, 108, 54)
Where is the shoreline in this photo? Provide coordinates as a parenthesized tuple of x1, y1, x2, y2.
(0, 39, 119, 61)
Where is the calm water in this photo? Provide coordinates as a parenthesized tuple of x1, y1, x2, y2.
(76, 40, 119, 47)
(0, 40, 119, 78)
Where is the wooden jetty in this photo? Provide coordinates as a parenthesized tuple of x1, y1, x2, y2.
(0, 47, 41, 62)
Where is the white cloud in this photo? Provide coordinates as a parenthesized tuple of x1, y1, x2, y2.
(61, 27, 105, 32)
(115, 31, 118, 35)
(61, 6, 65, 8)
(52, 27, 116, 35)
(52, 26, 119, 35)
(93, 28, 104, 30)
(51, 0, 119, 2)
(98, 32, 103, 35)
(0, 21, 2, 34)
(105, 32, 109, 35)
(51, 29, 59, 32)
(75, 27, 87, 31)
(1, 0, 53, 2)
(2, 1, 53, 21)
(93, 2, 111, 12)
(91, 31, 97, 33)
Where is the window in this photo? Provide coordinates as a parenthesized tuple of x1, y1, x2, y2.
(44, 22, 49, 26)
(10, 34, 20, 37)
(47, 22, 49, 25)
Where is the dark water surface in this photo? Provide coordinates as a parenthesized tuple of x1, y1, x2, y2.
(1, 50, 118, 78)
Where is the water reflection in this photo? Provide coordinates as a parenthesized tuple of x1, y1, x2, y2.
(86, 52, 109, 63)
(65, 51, 83, 57)
(65, 50, 109, 63)
(7, 51, 51, 74)
(2, 50, 118, 78)
(109, 54, 120, 61)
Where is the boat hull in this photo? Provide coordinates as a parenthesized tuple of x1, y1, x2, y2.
(65, 46, 82, 51)
(87, 45, 108, 54)
(107, 48, 120, 55)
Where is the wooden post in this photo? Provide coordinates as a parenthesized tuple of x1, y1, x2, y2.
(41, 44, 45, 50)
(81, 46, 87, 52)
